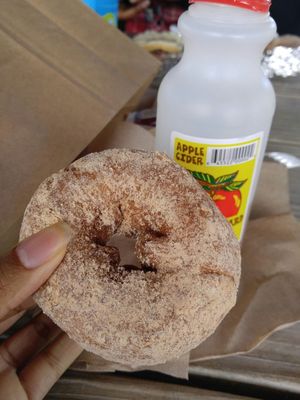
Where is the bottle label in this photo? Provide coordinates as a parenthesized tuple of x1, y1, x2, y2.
(171, 131, 263, 240)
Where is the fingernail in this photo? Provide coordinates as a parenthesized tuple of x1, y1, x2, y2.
(16, 222, 73, 269)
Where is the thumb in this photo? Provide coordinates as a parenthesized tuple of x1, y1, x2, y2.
(0, 222, 72, 322)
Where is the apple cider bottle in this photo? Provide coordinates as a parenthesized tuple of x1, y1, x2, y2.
(155, 0, 276, 241)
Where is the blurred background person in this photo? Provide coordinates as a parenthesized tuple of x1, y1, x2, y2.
(82, 1, 300, 42)
(119, 0, 185, 35)
(119, 0, 151, 22)
(119, 0, 300, 42)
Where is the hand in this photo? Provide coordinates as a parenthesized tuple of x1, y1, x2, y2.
(119, 0, 151, 21)
(0, 223, 83, 399)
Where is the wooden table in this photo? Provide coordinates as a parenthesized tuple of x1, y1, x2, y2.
(48, 75, 300, 400)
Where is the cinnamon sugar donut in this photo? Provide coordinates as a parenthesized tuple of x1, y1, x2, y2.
(20, 149, 240, 367)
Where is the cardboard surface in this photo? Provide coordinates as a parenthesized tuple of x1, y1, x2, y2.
(0, 0, 159, 255)
(190, 213, 300, 362)
(84, 120, 155, 154)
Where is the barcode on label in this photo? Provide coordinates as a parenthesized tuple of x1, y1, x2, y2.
(207, 142, 257, 166)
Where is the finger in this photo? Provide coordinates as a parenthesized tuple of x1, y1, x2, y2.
(0, 311, 26, 336)
(0, 222, 72, 322)
(0, 250, 65, 323)
(19, 333, 82, 400)
(0, 313, 61, 373)
(0, 299, 36, 335)
(0, 369, 26, 400)
(119, 0, 150, 20)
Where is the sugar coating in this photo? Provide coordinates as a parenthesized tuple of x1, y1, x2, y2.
(20, 149, 241, 367)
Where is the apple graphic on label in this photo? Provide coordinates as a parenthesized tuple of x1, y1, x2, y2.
(212, 189, 242, 218)
(190, 171, 247, 219)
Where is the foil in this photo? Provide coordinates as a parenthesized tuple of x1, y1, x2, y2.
(262, 46, 300, 78)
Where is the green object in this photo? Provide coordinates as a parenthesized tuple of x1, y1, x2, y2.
(103, 12, 116, 25)
(82, 0, 119, 26)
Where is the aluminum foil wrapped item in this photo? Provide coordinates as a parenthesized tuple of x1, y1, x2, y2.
(262, 46, 300, 78)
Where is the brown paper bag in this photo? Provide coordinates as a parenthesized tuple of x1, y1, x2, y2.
(71, 123, 300, 378)
(0, 0, 159, 257)
(190, 162, 300, 361)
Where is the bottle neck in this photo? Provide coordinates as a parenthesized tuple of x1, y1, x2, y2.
(178, 3, 276, 72)
(188, 3, 270, 24)
(181, 35, 267, 70)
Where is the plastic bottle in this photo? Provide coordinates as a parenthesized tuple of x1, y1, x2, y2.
(155, 0, 277, 241)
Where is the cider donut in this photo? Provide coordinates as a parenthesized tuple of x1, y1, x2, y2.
(20, 149, 240, 367)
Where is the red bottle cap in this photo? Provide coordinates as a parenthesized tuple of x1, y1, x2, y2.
(189, 0, 271, 13)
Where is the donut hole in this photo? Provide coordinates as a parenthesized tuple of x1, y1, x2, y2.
(107, 235, 137, 266)
(122, 264, 157, 273)
(107, 234, 157, 274)
(92, 237, 106, 246)
(146, 228, 166, 239)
